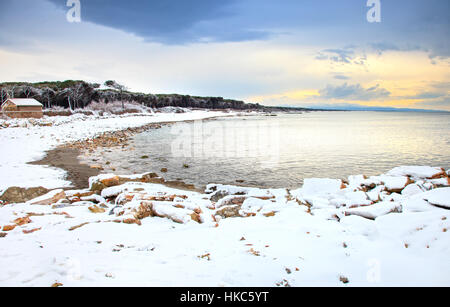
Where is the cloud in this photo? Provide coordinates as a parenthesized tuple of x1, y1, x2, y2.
(316, 48, 367, 66)
(369, 42, 424, 55)
(46, 0, 271, 44)
(38, 0, 450, 58)
(319, 83, 391, 101)
(333, 75, 351, 80)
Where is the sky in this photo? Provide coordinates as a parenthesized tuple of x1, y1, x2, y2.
(0, 0, 449, 110)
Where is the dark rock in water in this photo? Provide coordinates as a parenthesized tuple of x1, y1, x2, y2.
(0, 186, 49, 204)
(161, 168, 168, 173)
(141, 155, 149, 159)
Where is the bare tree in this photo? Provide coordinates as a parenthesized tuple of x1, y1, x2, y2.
(8, 86, 16, 98)
(42, 87, 54, 109)
(23, 84, 33, 98)
(104, 80, 128, 110)
(0, 88, 8, 105)
(68, 83, 84, 109)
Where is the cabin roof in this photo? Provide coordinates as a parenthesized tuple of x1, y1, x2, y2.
(2, 98, 43, 108)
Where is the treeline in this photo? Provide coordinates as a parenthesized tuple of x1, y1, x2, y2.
(0, 80, 268, 111)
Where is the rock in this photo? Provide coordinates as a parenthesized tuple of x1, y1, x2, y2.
(29, 189, 66, 206)
(23, 228, 41, 234)
(69, 222, 90, 231)
(0, 186, 49, 204)
(420, 187, 450, 209)
(190, 212, 202, 223)
(88, 205, 106, 214)
(89, 173, 163, 192)
(345, 201, 402, 220)
(132, 202, 154, 220)
(90, 165, 104, 170)
(339, 276, 349, 284)
(161, 168, 168, 173)
(13, 216, 32, 226)
(2, 225, 16, 232)
(123, 218, 142, 226)
(263, 211, 276, 217)
(387, 166, 447, 180)
(216, 205, 242, 218)
(209, 190, 230, 202)
(373, 176, 413, 194)
(217, 196, 247, 208)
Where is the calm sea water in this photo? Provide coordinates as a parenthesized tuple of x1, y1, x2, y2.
(98, 112, 450, 189)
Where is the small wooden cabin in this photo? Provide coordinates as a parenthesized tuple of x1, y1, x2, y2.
(1, 98, 43, 119)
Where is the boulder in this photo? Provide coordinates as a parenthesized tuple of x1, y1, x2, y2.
(29, 189, 66, 206)
(0, 186, 49, 204)
(421, 187, 450, 209)
(210, 190, 230, 202)
(89, 173, 164, 192)
(387, 166, 447, 180)
(216, 205, 242, 218)
(345, 201, 402, 220)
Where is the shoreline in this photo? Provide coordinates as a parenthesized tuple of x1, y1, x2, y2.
(1, 112, 449, 287)
(28, 113, 241, 192)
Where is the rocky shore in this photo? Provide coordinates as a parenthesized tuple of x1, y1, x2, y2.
(0, 112, 449, 287)
(30, 122, 166, 189)
(0, 165, 449, 286)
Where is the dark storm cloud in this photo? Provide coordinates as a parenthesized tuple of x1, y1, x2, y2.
(1, 0, 449, 58)
(47, 0, 260, 43)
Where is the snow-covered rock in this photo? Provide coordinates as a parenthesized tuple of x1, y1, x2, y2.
(28, 189, 66, 206)
(387, 166, 446, 180)
(420, 188, 450, 209)
(345, 201, 402, 220)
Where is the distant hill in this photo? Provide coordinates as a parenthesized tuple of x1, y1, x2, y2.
(279, 103, 449, 113)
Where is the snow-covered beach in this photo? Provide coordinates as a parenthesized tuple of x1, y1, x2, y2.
(0, 112, 449, 287)
(0, 110, 234, 193)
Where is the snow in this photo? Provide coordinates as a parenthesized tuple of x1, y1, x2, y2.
(297, 178, 343, 196)
(387, 166, 445, 180)
(0, 113, 449, 287)
(376, 175, 410, 191)
(420, 188, 450, 208)
(4, 98, 43, 107)
(345, 201, 402, 220)
(0, 111, 233, 193)
(401, 184, 425, 197)
(0, 167, 449, 286)
(27, 189, 65, 205)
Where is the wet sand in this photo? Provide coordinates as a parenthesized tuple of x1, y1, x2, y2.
(30, 147, 100, 190)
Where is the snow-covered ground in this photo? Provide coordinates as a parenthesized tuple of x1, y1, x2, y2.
(0, 111, 233, 194)
(0, 167, 449, 287)
(0, 113, 449, 287)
